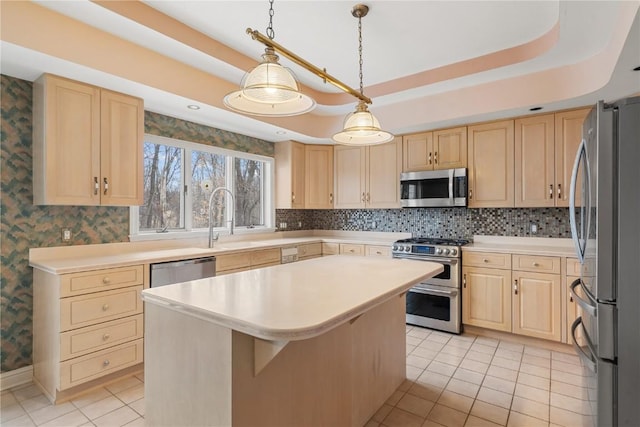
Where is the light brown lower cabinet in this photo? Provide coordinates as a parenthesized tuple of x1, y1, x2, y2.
(462, 266, 512, 332)
(512, 270, 562, 341)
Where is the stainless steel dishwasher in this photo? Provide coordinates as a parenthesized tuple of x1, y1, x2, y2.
(150, 257, 216, 287)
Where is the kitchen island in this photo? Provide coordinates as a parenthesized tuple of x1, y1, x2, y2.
(141, 255, 442, 426)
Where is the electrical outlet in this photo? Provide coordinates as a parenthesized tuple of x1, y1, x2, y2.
(297, 221, 302, 228)
(530, 223, 538, 234)
(62, 229, 71, 241)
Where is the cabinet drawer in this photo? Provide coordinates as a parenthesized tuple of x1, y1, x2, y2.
(340, 244, 365, 256)
(322, 243, 339, 255)
(566, 257, 595, 277)
(60, 286, 143, 332)
(60, 314, 143, 361)
(59, 339, 143, 390)
(250, 248, 281, 266)
(216, 253, 251, 272)
(463, 252, 511, 269)
(298, 243, 322, 259)
(366, 245, 391, 258)
(512, 255, 560, 274)
(61, 265, 144, 297)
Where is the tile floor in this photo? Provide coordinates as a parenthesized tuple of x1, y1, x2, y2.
(1, 326, 593, 427)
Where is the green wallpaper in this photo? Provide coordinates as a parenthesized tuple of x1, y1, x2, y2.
(0, 74, 274, 372)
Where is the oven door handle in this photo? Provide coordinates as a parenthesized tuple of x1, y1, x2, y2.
(411, 287, 458, 297)
(447, 168, 454, 206)
(394, 255, 458, 265)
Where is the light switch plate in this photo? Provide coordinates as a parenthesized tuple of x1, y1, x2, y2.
(62, 229, 71, 241)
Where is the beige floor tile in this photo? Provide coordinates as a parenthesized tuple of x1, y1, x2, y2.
(408, 328, 431, 339)
(519, 363, 550, 379)
(413, 347, 440, 360)
(550, 381, 589, 400)
(550, 360, 586, 377)
(476, 387, 513, 410)
(465, 414, 502, 427)
(465, 351, 493, 364)
(550, 392, 591, 416)
(382, 407, 425, 427)
(470, 343, 497, 355)
(494, 349, 522, 362)
(448, 339, 473, 350)
(399, 380, 415, 392)
(407, 365, 425, 381)
(79, 396, 124, 421)
(40, 409, 90, 427)
(470, 400, 509, 426)
(408, 345, 418, 355)
(481, 376, 515, 395)
(453, 368, 485, 386)
(127, 398, 144, 417)
(419, 341, 446, 352)
(427, 403, 468, 427)
(1, 391, 18, 408)
(427, 361, 457, 377)
(417, 371, 451, 389)
(551, 352, 581, 366)
(445, 379, 480, 399)
(396, 393, 435, 418)
(19, 394, 52, 413)
(486, 366, 518, 382)
(474, 338, 499, 348)
(28, 402, 77, 425)
(514, 383, 549, 404)
(78, 422, 95, 427)
(1, 403, 27, 424)
(507, 411, 549, 427)
(387, 390, 406, 406)
(524, 347, 551, 359)
(522, 354, 551, 369)
(490, 357, 520, 371)
(437, 390, 474, 414)
(373, 403, 393, 422)
(105, 377, 143, 395)
(434, 353, 464, 367)
(459, 359, 489, 375)
(407, 355, 431, 369)
(11, 385, 43, 402)
(550, 370, 587, 387)
(511, 396, 550, 421)
(134, 374, 144, 383)
(92, 406, 139, 427)
(498, 342, 524, 353)
(122, 417, 145, 427)
(549, 406, 593, 427)
(440, 345, 469, 357)
(407, 382, 443, 403)
(115, 384, 144, 405)
(365, 421, 380, 427)
(408, 336, 425, 346)
(1, 414, 36, 427)
(422, 421, 447, 427)
(517, 372, 550, 391)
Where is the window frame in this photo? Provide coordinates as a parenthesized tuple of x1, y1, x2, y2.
(130, 134, 275, 241)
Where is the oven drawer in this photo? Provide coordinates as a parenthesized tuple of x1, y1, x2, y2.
(512, 255, 560, 274)
(463, 252, 511, 269)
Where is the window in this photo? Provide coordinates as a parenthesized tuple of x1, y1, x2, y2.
(130, 134, 274, 240)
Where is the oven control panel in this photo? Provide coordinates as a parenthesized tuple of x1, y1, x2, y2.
(392, 244, 459, 258)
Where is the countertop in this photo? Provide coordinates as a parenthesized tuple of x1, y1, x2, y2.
(141, 255, 443, 341)
(463, 236, 577, 257)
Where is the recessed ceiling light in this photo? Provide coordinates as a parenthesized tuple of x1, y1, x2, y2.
(529, 106, 543, 111)
(187, 104, 200, 110)
(633, 66, 640, 71)
(276, 130, 287, 135)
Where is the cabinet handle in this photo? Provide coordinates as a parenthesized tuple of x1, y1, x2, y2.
(469, 188, 473, 200)
(428, 152, 432, 165)
(291, 192, 295, 202)
(463, 274, 467, 288)
(557, 184, 562, 199)
(102, 277, 110, 285)
(103, 360, 110, 367)
(514, 279, 518, 295)
(94, 177, 99, 195)
(532, 262, 539, 267)
(549, 184, 553, 199)
(434, 151, 438, 164)
(329, 193, 333, 203)
(102, 333, 111, 341)
(366, 192, 370, 202)
(361, 192, 366, 202)
(103, 177, 109, 195)
(102, 304, 109, 311)
(570, 295, 573, 303)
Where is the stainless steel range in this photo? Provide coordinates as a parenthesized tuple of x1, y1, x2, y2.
(392, 237, 468, 334)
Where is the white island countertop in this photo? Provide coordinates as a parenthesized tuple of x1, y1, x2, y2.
(141, 255, 442, 341)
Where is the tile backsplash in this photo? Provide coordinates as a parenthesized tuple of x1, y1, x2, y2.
(276, 207, 572, 239)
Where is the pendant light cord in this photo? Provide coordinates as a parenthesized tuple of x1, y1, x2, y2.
(357, 12, 364, 96)
(266, 0, 275, 40)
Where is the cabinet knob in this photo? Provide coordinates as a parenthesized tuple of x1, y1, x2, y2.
(102, 304, 109, 311)
(94, 177, 99, 195)
(329, 193, 333, 203)
(103, 360, 110, 367)
(549, 184, 553, 199)
(557, 184, 562, 199)
(532, 262, 539, 267)
(483, 258, 489, 263)
(102, 277, 111, 284)
(428, 152, 432, 165)
(104, 177, 109, 195)
(434, 151, 438, 164)
(102, 333, 111, 341)
(463, 274, 467, 288)
(514, 279, 519, 295)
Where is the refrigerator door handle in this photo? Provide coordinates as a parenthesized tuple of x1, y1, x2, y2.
(569, 138, 589, 264)
(570, 317, 597, 373)
(569, 278, 597, 317)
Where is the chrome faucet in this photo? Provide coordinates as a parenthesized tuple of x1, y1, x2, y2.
(208, 187, 235, 248)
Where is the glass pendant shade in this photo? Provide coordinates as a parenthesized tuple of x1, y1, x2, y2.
(224, 48, 316, 117)
(332, 101, 394, 145)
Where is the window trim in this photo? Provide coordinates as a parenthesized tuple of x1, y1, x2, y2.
(129, 134, 275, 242)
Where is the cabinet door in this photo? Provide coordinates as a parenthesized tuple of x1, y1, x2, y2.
(402, 132, 432, 172)
(512, 271, 561, 341)
(33, 74, 101, 205)
(334, 145, 366, 208)
(515, 114, 555, 207)
(462, 267, 511, 332)
(462, 267, 512, 332)
(367, 137, 402, 208)
(433, 127, 467, 170)
(100, 90, 144, 206)
(555, 108, 590, 207)
(468, 120, 514, 207)
(305, 145, 334, 209)
(275, 141, 305, 208)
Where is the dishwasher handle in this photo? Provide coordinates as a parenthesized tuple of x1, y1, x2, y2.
(151, 257, 216, 270)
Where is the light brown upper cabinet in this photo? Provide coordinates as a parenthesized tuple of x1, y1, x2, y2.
(467, 120, 515, 208)
(275, 140, 305, 209)
(555, 108, 590, 207)
(304, 145, 334, 209)
(33, 74, 144, 206)
(402, 127, 467, 172)
(334, 137, 402, 209)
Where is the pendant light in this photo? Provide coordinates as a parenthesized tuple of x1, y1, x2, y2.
(332, 4, 393, 145)
(223, 0, 315, 117)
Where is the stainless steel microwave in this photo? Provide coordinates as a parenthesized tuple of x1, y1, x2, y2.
(400, 168, 467, 207)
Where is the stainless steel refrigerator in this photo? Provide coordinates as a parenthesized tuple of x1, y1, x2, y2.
(569, 96, 640, 427)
